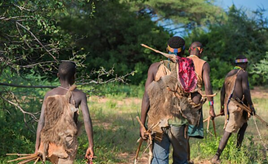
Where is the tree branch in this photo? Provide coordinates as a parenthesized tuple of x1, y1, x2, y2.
(0, 83, 55, 89)
(0, 95, 39, 122)
(15, 21, 59, 63)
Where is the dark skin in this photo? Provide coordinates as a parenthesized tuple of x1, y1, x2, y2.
(213, 62, 255, 162)
(189, 42, 216, 118)
(140, 62, 161, 139)
(140, 43, 216, 139)
(34, 73, 94, 160)
(220, 63, 254, 114)
(188, 42, 216, 162)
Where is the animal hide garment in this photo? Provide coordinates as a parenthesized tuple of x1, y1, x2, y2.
(147, 71, 203, 136)
(39, 85, 78, 162)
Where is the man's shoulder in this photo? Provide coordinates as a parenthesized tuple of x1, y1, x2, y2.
(226, 69, 247, 78)
(188, 55, 207, 62)
(73, 88, 86, 95)
(72, 88, 87, 99)
(148, 62, 161, 72)
(44, 88, 58, 97)
(237, 70, 248, 78)
(150, 61, 161, 68)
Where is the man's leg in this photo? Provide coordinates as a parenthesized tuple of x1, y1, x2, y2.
(58, 136, 77, 164)
(237, 122, 248, 148)
(212, 131, 232, 163)
(187, 110, 203, 163)
(187, 138, 190, 162)
(151, 132, 170, 164)
(168, 125, 188, 164)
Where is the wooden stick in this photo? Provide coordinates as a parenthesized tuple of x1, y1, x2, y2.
(134, 139, 143, 164)
(134, 116, 147, 163)
(231, 98, 268, 127)
(134, 116, 160, 163)
(34, 156, 40, 164)
(204, 114, 222, 138)
(141, 44, 177, 63)
(212, 119, 217, 137)
(203, 113, 223, 123)
(206, 116, 211, 133)
(141, 44, 162, 54)
(7, 154, 37, 163)
(201, 93, 217, 98)
(18, 157, 38, 164)
(6, 153, 32, 156)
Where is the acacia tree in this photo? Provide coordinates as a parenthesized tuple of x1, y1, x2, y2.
(126, 0, 224, 32)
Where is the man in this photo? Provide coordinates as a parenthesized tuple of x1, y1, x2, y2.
(140, 36, 202, 164)
(211, 55, 255, 163)
(34, 61, 94, 164)
(187, 42, 216, 162)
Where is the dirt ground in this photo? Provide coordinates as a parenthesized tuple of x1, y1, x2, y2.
(250, 86, 268, 99)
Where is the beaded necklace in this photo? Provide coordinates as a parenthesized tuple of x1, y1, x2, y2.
(233, 66, 242, 70)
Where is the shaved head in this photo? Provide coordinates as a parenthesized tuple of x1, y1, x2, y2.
(190, 41, 203, 48)
(58, 60, 76, 81)
(189, 41, 203, 56)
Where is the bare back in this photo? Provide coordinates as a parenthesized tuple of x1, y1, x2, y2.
(224, 69, 253, 105)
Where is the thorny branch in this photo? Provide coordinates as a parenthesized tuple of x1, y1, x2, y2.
(0, 83, 55, 89)
(15, 22, 59, 63)
(12, 2, 32, 12)
(0, 92, 40, 131)
(77, 67, 136, 84)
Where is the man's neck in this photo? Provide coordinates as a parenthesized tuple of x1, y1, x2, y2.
(59, 80, 72, 89)
(189, 54, 200, 58)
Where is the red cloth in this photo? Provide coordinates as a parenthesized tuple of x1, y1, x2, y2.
(176, 56, 197, 92)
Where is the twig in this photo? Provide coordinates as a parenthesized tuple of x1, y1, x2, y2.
(20, 61, 58, 68)
(15, 22, 59, 63)
(7, 154, 37, 162)
(12, 3, 32, 12)
(6, 153, 32, 156)
(1, 95, 38, 121)
(0, 82, 55, 88)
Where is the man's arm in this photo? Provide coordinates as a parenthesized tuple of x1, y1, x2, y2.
(34, 96, 47, 153)
(202, 62, 216, 118)
(80, 92, 94, 159)
(140, 62, 159, 139)
(220, 83, 225, 115)
(241, 72, 255, 114)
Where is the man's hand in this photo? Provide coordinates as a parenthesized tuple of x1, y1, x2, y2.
(250, 105, 256, 116)
(140, 127, 148, 140)
(219, 105, 224, 116)
(85, 147, 94, 163)
(34, 148, 38, 155)
(209, 106, 216, 120)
